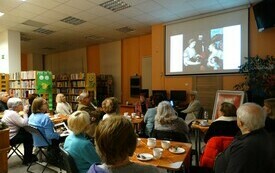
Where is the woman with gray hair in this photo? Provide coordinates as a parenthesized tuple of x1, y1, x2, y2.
(1, 97, 36, 165)
(214, 103, 274, 173)
(181, 91, 202, 125)
(154, 101, 189, 139)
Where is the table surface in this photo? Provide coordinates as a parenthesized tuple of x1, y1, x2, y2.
(130, 138, 192, 171)
(191, 119, 213, 133)
(49, 114, 68, 124)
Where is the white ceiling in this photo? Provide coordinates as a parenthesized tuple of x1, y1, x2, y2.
(0, 0, 261, 54)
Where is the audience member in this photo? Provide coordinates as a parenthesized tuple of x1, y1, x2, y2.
(102, 97, 119, 120)
(135, 93, 150, 116)
(87, 116, 160, 173)
(2, 97, 36, 165)
(154, 101, 189, 140)
(77, 92, 102, 137)
(55, 93, 73, 116)
(263, 98, 275, 133)
(144, 94, 164, 137)
(0, 92, 10, 112)
(27, 93, 38, 116)
(28, 97, 61, 147)
(181, 91, 201, 125)
(204, 102, 240, 143)
(64, 111, 100, 173)
(214, 103, 274, 173)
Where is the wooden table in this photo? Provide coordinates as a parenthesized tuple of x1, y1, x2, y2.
(120, 104, 135, 115)
(130, 117, 144, 133)
(49, 114, 68, 124)
(191, 119, 212, 158)
(130, 138, 192, 172)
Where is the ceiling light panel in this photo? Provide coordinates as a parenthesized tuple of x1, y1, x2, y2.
(34, 28, 55, 35)
(116, 26, 135, 33)
(100, 0, 131, 12)
(60, 16, 87, 25)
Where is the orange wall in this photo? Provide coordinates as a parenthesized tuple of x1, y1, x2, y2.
(87, 45, 100, 74)
(21, 53, 28, 71)
(122, 34, 152, 103)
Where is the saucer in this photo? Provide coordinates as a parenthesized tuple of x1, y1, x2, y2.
(137, 153, 153, 161)
(169, 147, 185, 154)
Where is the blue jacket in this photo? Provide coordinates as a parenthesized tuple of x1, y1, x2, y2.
(64, 133, 100, 173)
(28, 113, 59, 146)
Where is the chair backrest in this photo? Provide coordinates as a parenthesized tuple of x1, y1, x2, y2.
(59, 143, 79, 173)
(152, 129, 189, 143)
(23, 125, 50, 146)
(200, 136, 234, 169)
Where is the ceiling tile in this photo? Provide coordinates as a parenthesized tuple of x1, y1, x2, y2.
(28, 0, 61, 9)
(134, 1, 163, 13)
(52, 4, 82, 15)
(17, 2, 48, 15)
(66, 0, 97, 10)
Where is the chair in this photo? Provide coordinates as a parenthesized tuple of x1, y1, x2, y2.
(23, 125, 60, 173)
(59, 143, 79, 173)
(8, 143, 24, 161)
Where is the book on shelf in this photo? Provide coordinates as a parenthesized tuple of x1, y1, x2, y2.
(53, 122, 71, 137)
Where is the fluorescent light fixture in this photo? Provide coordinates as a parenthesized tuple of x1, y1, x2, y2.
(0, 12, 4, 17)
(100, 0, 131, 12)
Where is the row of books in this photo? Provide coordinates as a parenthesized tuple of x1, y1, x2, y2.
(9, 89, 35, 98)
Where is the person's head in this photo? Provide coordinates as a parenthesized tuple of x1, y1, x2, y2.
(7, 98, 23, 112)
(28, 93, 38, 106)
(190, 91, 198, 101)
(68, 111, 90, 135)
(102, 97, 119, 114)
(155, 101, 177, 125)
(95, 116, 137, 165)
(139, 93, 146, 103)
(263, 98, 275, 118)
(78, 92, 91, 106)
(237, 103, 266, 134)
(0, 92, 10, 103)
(188, 39, 196, 48)
(32, 97, 48, 114)
(219, 102, 237, 117)
(56, 93, 66, 103)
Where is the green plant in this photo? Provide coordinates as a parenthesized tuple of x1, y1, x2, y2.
(234, 55, 275, 99)
(0, 120, 8, 130)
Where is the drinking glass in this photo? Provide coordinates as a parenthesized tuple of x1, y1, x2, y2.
(204, 111, 209, 122)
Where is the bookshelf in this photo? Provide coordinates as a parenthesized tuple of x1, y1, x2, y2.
(9, 71, 53, 108)
(0, 73, 9, 92)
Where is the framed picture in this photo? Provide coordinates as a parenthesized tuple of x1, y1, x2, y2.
(212, 90, 245, 120)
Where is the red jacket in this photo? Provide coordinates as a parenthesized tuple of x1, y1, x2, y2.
(200, 136, 234, 168)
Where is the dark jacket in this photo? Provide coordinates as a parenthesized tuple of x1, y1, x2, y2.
(214, 128, 274, 173)
(0, 101, 8, 112)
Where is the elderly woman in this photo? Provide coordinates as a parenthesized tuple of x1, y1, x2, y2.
(154, 101, 189, 139)
(55, 93, 72, 116)
(102, 97, 119, 120)
(181, 91, 201, 125)
(77, 92, 102, 137)
(28, 97, 61, 147)
(64, 111, 100, 173)
(2, 97, 35, 165)
(204, 102, 240, 143)
(87, 116, 160, 173)
(0, 91, 10, 112)
(214, 103, 274, 173)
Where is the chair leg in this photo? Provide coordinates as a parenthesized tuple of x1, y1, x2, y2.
(8, 144, 24, 161)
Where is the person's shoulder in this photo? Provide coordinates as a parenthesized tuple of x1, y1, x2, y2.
(127, 163, 159, 173)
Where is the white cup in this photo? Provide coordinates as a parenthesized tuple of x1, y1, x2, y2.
(54, 113, 59, 118)
(200, 120, 208, 126)
(161, 140, 171, 149)
(131, 112, 136, 118)
(137, 138, 141, 146)
(124, 112, 129, 116)
(153, 148, 163, 159)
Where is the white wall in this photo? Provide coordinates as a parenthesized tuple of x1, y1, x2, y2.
(100, 41, 121, 101)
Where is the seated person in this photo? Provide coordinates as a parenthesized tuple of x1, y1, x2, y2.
(0, 92, 10, 112)
(76, 92, 102, 137)
(154, 101, 189, 141)
(27, 93, 38, 116)
(55, 93, 72, 116)
(102, 97, 119, 120)
(28, 97, 62, 147)
(64, 111, 100, 173)
(204, 102, 240, 143)
(263, 98, 275, 133)
(144, 94, 165, 137)
(135, 93, 150, 116)
(2, 97, 36, 165)
(214, 103, 274, 173)
(87, 116, 160, 173)
(181, 91, 201, 125)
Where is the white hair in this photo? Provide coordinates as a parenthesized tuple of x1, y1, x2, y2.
(237, 102, 266, 131)
(78, 92, 89, 102)
(155, 101, 177, 124)
(7, 98, 23, 110)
